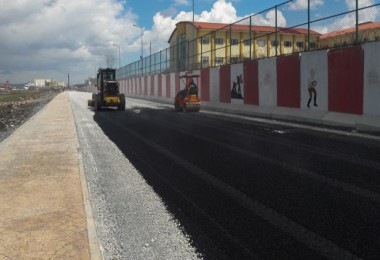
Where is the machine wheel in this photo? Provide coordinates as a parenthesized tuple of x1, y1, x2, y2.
(182, 103, 187, 113)
(94, 94, 102, 111)
(119, 94, 126, 111)
(174, 101, 180, 111)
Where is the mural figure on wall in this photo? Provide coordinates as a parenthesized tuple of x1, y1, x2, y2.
(307, 69, 318, 108)
(231, 74, 244, 99)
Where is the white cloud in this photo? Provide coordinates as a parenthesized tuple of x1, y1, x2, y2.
(0, 0, 288, 84)
(312, 0, 379, 33)
(140, 0, 287, 56)
(288, 0, 324, 10)
(346, 0, 379, 23)
(197, 0, 238, 23)
(173, 0, 190, 5)
(0, 0, 137, 83)
(250, 9, 287, 27)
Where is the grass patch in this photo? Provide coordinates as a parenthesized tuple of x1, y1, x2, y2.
(0, 91, 47, 103)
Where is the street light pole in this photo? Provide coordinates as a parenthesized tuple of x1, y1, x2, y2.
(113, 44, 121, 68)
(193, 0, 194, 24)
(133, 24, 144, 75)
(133, 24, 144, 59)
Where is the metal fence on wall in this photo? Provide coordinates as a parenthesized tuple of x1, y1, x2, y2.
(116, 0, 380, 80)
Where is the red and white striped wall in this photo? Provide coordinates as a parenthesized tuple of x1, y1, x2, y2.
(118, 42, 380, 117)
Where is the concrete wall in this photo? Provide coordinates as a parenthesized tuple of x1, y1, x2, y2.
(201, 68, 210, 101)
(300, 50, 328, 111)
(220, 65, 231, 103)
(277, 53, 300, 108)
(210, 67, 220, 103)
(258, 57, 277, 107)
(169, 73, 175, 98)
(244, 60, 259, 105)
(230, 63, 244, 105)
(118, 43, 380, 129)
(363, 41, 380, 116)
(328, 46, 363, 115)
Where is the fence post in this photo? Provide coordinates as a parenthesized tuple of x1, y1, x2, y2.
(186, 40, 189, 71)
(166, 48, 168, 72)
(200, 36, 203, 69)
(308, 0, 310, 50)
(249, 16, 252, 60)
(214, 31, 216, 67)
(356, 0, 359, 43)
(230, 24, 232, 64)
(275, 5, 278, 56)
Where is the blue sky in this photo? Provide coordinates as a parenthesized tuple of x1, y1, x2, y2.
(0, 0, 379, 84)
(128, 0, 288, 28)
(128, 0, 352, 31)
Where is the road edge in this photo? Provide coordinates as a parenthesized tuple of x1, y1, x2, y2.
(68, 92, 104, 260)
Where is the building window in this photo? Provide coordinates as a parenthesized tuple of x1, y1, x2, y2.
(215, 57, 224, 64)
(257, 40, 266, 47)
(230, 57, 239, 64)
(202, 57, 209, 64)
(201, 37, 210, 45)
(215, 38, 224, 45)
(284, 41, 292, 48)
(296, 41, 304, 49)
(271, 40, 278, 47)
(309, 42, 317, 49)
(231, 39, 239, 45)
(244, 39, 251, 46)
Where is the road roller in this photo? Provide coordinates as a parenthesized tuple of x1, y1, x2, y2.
(174, 74, 201, 112)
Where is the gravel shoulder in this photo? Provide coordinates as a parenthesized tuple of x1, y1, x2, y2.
(69, 91, 201, 259)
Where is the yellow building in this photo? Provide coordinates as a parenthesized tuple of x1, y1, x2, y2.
(168, 21, 320, 71)
(319, 21, 380, 48)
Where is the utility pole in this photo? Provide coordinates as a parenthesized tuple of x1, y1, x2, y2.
(67, 73, 70, 90)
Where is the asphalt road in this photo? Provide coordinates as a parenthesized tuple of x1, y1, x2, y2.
(70, 92, 380, 260)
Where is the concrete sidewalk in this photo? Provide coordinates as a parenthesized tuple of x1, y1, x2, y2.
(0, 92, 101, 259)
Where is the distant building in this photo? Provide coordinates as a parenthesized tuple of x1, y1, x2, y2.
(0, 81, 12, 92)
(49, 80, 65, 88)
(34, 79, 51, 87)
(24, 82, 35, 89)
(168, 21, 321, 70)
(33, 79, 64, 88)
(319, 21, 380, 48)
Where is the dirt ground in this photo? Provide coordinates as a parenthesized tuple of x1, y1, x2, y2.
(0, 90, 60, 142)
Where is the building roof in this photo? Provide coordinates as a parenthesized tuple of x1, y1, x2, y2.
(168, 21, 321, 43)
(320, 21, 380, 40)
(0, 83, 12, 90)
